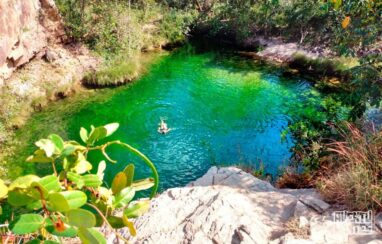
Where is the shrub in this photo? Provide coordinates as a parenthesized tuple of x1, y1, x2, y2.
(318, 122, 382, 211)
(276, 172, 315, 189)
(289, 53, 344, 78)
(159, 8, 196, 44)
(0, 123, 159, 242)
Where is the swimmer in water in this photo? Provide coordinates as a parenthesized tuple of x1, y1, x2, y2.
(158, 118, 171, 134)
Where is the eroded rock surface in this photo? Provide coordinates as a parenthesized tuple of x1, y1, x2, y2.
(107, 167, 382, 243)
(0, 0, 65, 82)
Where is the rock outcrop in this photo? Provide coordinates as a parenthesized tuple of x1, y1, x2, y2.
(238, 37, 329, 64)
(0, 0, 65, 82)
(109, 167, 382, 244)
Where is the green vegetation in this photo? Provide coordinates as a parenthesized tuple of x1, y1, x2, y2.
(56, 0, 196, 87)
(188, 0, 381, 52)
(0, 123, 159, 242)
(83, 59, 140, 87)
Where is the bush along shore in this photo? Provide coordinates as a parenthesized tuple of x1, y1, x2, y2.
(0, 0, 381, 216)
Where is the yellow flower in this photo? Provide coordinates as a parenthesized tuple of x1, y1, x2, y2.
(342, 16, 351, 29)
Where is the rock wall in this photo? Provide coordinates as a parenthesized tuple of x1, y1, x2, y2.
(0, 0, 65, 83)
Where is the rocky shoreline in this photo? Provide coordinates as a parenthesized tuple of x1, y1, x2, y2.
(108, 167, 381, 244)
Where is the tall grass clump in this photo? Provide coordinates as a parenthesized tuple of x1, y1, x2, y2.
(83, 59, 140, 87)
(318, 122, 382, 211)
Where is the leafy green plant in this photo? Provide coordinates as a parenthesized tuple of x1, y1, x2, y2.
(0, 123, 158, 243)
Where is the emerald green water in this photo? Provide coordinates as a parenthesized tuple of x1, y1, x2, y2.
(9, 47, 324, 191)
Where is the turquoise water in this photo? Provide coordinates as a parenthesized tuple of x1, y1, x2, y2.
(10, 46, 323, 191)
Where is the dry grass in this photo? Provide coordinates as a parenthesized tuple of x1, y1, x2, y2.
(318, 122, 382, 211)
(276, 172, 316, 189)
(284, 217, 310, 239)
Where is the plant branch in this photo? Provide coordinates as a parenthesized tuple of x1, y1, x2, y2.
(88, 140, 159, 198)
(86, 203, 129, 243)
(51, 159, 58, 176)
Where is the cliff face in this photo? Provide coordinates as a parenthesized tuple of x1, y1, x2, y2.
(0, 0, 65, 82)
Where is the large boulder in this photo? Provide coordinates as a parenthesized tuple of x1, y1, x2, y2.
(0, 0, 65, 82)
(105, 167, 382, 243)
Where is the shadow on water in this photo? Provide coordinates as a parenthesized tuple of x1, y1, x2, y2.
(8, 44, 325, 192)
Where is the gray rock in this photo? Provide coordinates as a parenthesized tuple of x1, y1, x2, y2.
(375, 212, 382, 231)
(190, 166, 275, 192)
(44, 49, 59, 63)
(106, 167, 382, 244)
(126, 185, 297, 243)
(294, 201, 318, 219)
(299, 195, 330, 214)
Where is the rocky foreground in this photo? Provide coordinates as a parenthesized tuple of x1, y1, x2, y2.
(109, 167, 382, 244)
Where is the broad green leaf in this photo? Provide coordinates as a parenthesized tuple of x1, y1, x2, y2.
(86, 126, 107, 146)
(79, 127, 88, 144)
(8, 190, 35, 206)
(73, 152, 92, 174)
(67, 172, 84, 188)
(45, 218, 77, 237)
(66, 209, 96, 228)
(26, 200, 43, 210)
(124, 164, 135, 187)
(30, 175, 60, 199)
(61, 191, 87, 209)
(48, 192, 69, 211)
(9, 214, 44, 234)
(48, 191, 87, 211)
(39, 175, 61, 193)
(131, 178, 154, 191)
(30, 182, 49, 199)
(61, 145, 76, 157)
(124, 200, 150, 218)
(82, 174, 102, 187)
(44, 241, 60, 244)
(107, 216, 125, 229)
(78, 227, 106, 244)
(8, 175, 40, 191)
(35, 139, 56, 157)
(104, 123, 119, 136)
(48, 134, 64, 153)
(97, 161, 106, 181)
(112, 172, 127, 195)
(0, 179, 8, 199)
(113, 187, 135, 208)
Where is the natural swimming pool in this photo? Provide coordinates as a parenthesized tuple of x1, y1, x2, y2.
(8, 46, 326, 191)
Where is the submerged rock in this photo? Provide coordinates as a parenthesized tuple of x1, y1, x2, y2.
(109, 167, 381, 243)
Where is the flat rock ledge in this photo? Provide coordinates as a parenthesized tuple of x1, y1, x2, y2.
(109, 167, 382, 244)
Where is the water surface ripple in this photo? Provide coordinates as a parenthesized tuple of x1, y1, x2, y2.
(13, 48, 324, 191)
